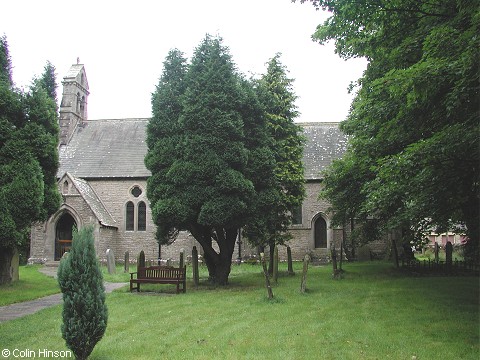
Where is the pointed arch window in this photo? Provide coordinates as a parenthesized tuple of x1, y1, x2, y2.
(126, 201, 134, 231)
(138, 201, 146, 231)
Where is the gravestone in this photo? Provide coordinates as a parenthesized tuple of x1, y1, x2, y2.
(445, 241, 453, 272)
(331, 245, 341, 279)
(179, 249, 185, 269)
(300, 254, 310, 293)
(106, 249, 116, 274)
(434, 242, 439, 263)
(357, 245, 371, 261)
(192, 246, 199, 287)
(287, 246, 295, 276)
(124, 251, 129, 273)
(138, 250, 145, 268)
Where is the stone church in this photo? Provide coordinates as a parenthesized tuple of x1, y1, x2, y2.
(29, 63, 351, 264)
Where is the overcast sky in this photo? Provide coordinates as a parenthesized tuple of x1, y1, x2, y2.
(1, 0, 367, 123)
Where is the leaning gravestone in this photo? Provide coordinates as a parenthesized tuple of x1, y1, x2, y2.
(106, 249, 116, 274)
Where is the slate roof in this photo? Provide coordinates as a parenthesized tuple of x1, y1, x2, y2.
(300, 122, 348, 180)
(58, 119, 347, 181)
(58, 118, 151, 178)
(62, 173, 117, 227)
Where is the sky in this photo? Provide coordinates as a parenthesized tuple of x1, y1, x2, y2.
(1, 0, 367, 123)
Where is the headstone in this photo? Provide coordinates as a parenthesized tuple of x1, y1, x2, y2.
(179, 249, 185, 269)
(434, 242, 439, 263)
(192, 246, 199, 287)
(124, 251, 129, 273)
(357, 245, 371, 261)
(138, 250, 145, 269)
(106, 249, 116, 274)
(273, 245, 279, 284)
(300, 253, 310, 293)
(445, 241, 453, 272)
(287, 246, 295, 276)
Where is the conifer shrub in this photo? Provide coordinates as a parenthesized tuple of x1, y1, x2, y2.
(57, 226, 108, 360)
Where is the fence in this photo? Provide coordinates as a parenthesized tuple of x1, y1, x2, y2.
(401, 258, 479, 275)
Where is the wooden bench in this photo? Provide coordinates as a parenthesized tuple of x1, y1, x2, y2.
(130, 265, 186, 294)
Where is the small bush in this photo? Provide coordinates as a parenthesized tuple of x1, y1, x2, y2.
(57, 226, 108, 360)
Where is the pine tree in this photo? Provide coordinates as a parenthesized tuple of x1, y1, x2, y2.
(57, 226, 108, 360)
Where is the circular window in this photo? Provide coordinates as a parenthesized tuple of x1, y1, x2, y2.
(131, 186, 142, 198)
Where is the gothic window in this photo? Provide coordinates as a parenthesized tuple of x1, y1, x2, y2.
(126, 201, 134, 231)
(314, 216, 327, 248)
(138, 201, 146, 231)
(291, 205, 303, 225)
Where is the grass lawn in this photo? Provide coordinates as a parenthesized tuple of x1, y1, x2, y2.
(0, 262, 478, 359)
(0, 265, 60, 306)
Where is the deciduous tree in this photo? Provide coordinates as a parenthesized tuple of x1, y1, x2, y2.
(297, 0, 479, 260)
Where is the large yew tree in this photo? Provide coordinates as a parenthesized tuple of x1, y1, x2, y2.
(0, 36, 61, 284)
(298, 1, 479, 260)
(146, 36, 280, 285)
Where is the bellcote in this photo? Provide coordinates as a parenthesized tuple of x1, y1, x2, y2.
(58, 62, 90, 145)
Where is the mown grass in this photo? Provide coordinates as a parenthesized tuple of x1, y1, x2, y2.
(0, 262, 478, 359)
(0, 265, 59, 306)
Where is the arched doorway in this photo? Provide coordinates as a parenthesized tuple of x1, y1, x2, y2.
(55, 213, 77, 260)
(314, 216, 327, 248)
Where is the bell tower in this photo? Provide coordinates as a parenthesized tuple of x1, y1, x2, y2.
(58, 59, 89, 145)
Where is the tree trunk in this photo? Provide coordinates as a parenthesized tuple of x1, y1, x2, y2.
(259, 247, 274, 299)
(191, 225, 237, 286)
(267, 240, 274, 275)
(391, 236, 399, 268)
(350, 217, 356, 260)
(0, 247, 18, 285)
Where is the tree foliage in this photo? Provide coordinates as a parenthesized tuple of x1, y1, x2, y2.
(0, 36, 61, 283)
(146, 36, 304, 284)
(244, 54, 305, 271)
(298, 0, 479, 258)
(57, 226, 108, 360)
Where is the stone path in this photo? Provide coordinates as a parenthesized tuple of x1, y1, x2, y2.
(0, 267, 127, 323)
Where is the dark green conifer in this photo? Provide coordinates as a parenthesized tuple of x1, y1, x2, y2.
(58, 226, 108, 360)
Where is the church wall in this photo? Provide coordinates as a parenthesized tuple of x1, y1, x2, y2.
(30, 223, 48, 263)
(87, 179, 195, 263)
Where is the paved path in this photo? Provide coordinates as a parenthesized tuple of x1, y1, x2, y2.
(0, 267, 127, 323)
